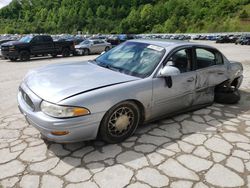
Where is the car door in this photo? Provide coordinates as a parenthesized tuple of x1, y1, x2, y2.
(42, 36, 54, 54)
(30, 36, 44, 55)
(193, 47, 228, 106)
(151, 47, 196, 118)
(96, 40, 106, 53)
(91, 40, 99, 53)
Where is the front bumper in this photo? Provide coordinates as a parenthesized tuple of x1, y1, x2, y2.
(1, 50, 19, 59)
(18, 84, 104, 143)
(75, 48, 84, 55)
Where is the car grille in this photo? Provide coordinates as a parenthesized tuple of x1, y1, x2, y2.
(1, 46, 9, 51)
(20, 88, 35, 110)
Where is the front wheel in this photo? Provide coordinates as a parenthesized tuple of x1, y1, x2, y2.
(20, 51, 30, 61)
(105, 46, 110, 52)
(83, 48, 90, 55)
(99, 101, 140, 143)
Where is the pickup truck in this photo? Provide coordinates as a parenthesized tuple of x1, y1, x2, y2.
(1, 35, 75, 61)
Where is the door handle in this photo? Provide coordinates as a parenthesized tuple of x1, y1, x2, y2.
(187, 78, 194, 82)
(217, 72, 224, 75)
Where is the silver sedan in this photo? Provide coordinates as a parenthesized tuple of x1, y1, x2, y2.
(18, 40, 243, 143)
(75, 39, 112, 55)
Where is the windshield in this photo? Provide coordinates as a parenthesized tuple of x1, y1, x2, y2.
(95, 41, 165, 78)
(19, 36, 33, 43)
(80, 40, 91, 45)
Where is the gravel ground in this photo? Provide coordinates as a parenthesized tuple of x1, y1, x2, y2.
(0, 42, 250, 188)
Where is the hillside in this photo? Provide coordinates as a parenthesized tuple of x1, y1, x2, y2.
(0, 0, 249, 34)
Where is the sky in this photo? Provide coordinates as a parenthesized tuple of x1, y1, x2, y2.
(0, 0, 12, 9)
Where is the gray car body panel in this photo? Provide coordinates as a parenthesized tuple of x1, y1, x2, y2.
(18, 39, 243, 142)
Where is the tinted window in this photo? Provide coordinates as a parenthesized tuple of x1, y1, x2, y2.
(19, 36, 33, 43)
(32, 36, 44, 43)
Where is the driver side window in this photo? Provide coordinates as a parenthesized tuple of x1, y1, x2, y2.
(167, 48, 192, 73)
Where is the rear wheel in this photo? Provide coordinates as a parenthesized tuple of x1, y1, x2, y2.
(99, 101, 140, 143)
(20, 51, 30, 61)
(62, 48, 70, 57)
(214, 87, 240, 104)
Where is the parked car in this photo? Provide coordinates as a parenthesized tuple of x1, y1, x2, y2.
(192, 35, 201, 40)
(235, 36, 244, 45)
(18, 40, 243, 143)
(74, 39, 111, 55)
(216, 36, 232, 43)
(241, 36, 250, 45)
(1, 35, 75, 61)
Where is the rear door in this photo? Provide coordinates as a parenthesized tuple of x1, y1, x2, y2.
(193, 47, 228, 105)
(91, 40, 100, 53)
(96, 40, 106, 53)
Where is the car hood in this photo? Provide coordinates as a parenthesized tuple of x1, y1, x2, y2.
(25, 61, 139, 103)
(2, 41, 27, 46)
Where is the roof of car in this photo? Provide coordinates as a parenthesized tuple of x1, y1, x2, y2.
(130, 39, 216, 50)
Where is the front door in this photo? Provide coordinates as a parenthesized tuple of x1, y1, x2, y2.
(30, 36, 45, 55)
(151, 48, 196, 118)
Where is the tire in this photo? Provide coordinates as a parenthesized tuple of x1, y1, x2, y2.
(9, 57, 17, 61)
(83, 48, 90, 55)
(51, 53, 57, 58)
(62, 48, 70, 57)
(214, 87, 240, 104)
(99, 101, 140, 143)
(105, 46, 110, 52)
(20, 51, 30, 61)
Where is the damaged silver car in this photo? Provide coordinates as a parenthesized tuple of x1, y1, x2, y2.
(18, 40, 243, 143)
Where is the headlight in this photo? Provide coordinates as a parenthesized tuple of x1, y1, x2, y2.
(41, 101, 90, 118)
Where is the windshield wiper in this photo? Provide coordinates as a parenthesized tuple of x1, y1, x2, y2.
(106, 64, 123, 73)
(95, 60, 123, 73)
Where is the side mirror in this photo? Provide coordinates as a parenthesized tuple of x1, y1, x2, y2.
(159, 65, 180, 77)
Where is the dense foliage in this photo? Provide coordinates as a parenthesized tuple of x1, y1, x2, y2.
(0, 0, 249, 34)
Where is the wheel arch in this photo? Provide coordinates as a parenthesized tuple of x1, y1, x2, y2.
(97, 99, 146, 139)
